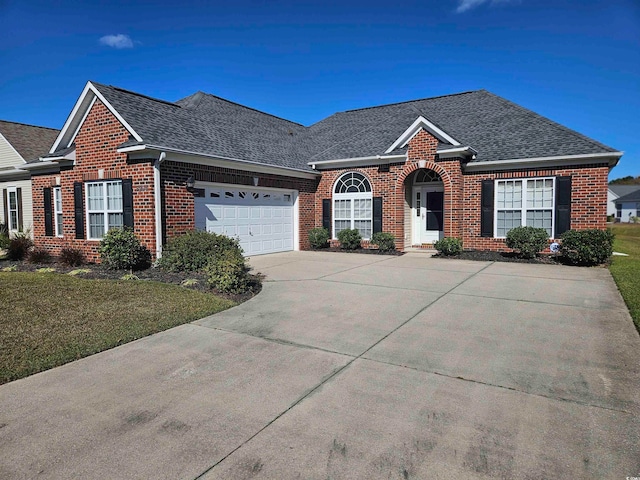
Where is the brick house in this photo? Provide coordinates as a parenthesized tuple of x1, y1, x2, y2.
(25, 81, 622, 261)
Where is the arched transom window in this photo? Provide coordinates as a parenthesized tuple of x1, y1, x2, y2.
(333, 172, 373, 239)
(414, 170, 442, 183)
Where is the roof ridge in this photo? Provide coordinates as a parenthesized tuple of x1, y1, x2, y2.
(93, 82, 181, 108)
(186, 91, 306, 128)
(0, 119, 59, 132)
(481, 90, 617, 153)
(343, 90, 482, 113)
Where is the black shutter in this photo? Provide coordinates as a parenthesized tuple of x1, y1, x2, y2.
(16, 188, 23, 232)
(2, 189, 7, 227)
(480, 179, 494, 237)
(122, 179, 134, 228)
(555, 176, 571, 237)
(373, 197, 383, 234)
(44, 187, 53, 237)
(322, 199, 331, 231)
(74, 182, 84, 239)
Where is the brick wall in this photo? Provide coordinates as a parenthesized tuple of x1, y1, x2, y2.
(32, 100, 155, 262)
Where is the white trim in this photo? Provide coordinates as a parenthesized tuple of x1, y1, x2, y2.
(385, 116, 461, 154)
(117, 144, 147, 153)
(436, 146, 477, 159)
(126, 146, 318, 180)
(6, 186, 19, 232)
(293, 190, 300, 251)
(85, 180, 124, 241)
(464, 151, 623, 172)
(50, 81, 142, 154)
(412, 184, 444, 245)
(153, 152, 166, 259)
(53, 186, 63, 237)
(493, 177, 555, 238)
(332, 172, 373, 240)
(67, 96, 97, 148)
(309, 154, 406, 170)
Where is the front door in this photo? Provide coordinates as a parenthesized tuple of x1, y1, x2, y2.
(414, 186, 444, 244)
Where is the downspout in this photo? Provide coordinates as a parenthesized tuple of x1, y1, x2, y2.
(154, 152, 166, 259)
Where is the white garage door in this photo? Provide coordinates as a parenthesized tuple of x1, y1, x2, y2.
(195, 184, 295, 256)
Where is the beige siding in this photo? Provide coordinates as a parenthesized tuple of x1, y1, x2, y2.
(0, 133, 25, 169)
(1, 179, 34, 237)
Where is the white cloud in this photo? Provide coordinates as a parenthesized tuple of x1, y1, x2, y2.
(99, 34, 134, 49)
(456, 0, 517, 13)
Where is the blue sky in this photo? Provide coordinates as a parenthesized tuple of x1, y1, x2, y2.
(1, 0, 638, 179)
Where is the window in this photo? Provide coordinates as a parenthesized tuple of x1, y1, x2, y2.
(496, 178, 554, 237)
(54, 187, 63, 236)
(86, 181, 123, 240)
(333, 172, 372, 239)
(616, 206, 622, 218)
(7, 187, 19, 231)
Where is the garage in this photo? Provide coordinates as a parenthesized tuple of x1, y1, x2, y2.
(194, 184, 295, 256)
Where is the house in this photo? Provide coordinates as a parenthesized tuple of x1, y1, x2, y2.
(614, 189, 640, 223)
(24, 81, 622, 261)
(608, 185, 640, 219)
(0, 121, 59, 236)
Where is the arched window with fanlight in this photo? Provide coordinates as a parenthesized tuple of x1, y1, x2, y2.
(333, 172, 373, 239)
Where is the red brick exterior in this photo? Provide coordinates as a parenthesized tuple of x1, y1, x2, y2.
(31, 101, 609, 260)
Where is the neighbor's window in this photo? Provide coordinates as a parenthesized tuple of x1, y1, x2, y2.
(333, 172, 372, 239)
(496, 178, 554, 237)
(86, 180, 123, 240)
(7, 187, 19, 231)
(53, 187, 63, 236)
(616, 206, 622, 218)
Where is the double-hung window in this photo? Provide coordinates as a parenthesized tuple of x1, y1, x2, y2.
(333, 172, 373, 239)
(496, 177, 554, 237)
(86, 180, 123, 240)
(53, 187, 63, 236)
(7, 187, 19, 232)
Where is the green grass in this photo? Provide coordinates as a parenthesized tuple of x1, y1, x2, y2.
(609, 224, 640, 333)
(0, 273, 236, 384)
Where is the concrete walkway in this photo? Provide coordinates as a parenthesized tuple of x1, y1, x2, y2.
(1, 251, 638, 479)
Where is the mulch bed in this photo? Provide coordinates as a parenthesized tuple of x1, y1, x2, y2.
(437, 250, 562, 264)
(316, 247, 404, 256)
(0, 258, 262, 303)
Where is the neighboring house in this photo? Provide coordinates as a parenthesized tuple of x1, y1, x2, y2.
(0, 121, 59, 236)
(24, 81, 623, 261)
(608, 185, 640, 219)
(614, 189, 640, 223)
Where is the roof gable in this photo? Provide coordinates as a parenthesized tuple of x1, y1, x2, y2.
(0, 120, 59, 162)
(615, 189, 640, 203)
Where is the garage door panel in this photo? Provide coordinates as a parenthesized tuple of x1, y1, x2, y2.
(196, 186, 294, 256)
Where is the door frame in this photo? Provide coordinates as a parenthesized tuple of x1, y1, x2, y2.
(412, 183, 444, 245)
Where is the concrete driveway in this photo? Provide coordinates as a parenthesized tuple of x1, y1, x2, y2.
(1, 251, 638, 479)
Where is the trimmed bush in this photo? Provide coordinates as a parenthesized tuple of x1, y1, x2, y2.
(59, 247, 85, 267)
(205, 247, 250, 294)
(28, 248, 52, 264)
(434, 237, 463, 256)
(158, 230, 241, 272)
(371, 232, 396, 252)
(337, 228, 362, 250)
(7, 232, 33, 261)
(560, 229, 614, 266)
(308, 227, 330, 249)
(0, 223, 8, 250)
(99, 227, 151, 271)
(505, 226, 549, 259)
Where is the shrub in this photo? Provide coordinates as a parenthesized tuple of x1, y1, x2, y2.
(308, 227, 330, 249)
(434, 237, 463, 256)
(371, 232, 396, 252)
(158, 230, 241, 272)
(28, 248, 52, 264)
(59, 247, 85, 267)
(0, 222, 8, 250)
(7, 232, 33, 261)
(205, 247, 250, 294)
(560, 229, 614, 266)
(337, 228, 362, 250)
(505, 226, 549, 259)
(99, 227, 151, 271)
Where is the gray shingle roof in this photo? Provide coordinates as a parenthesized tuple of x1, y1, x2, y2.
(609, 185, 640, 198)
(615, 189, 640, 203)
(52, 83, 619, 172)
(0, 120, 59, 162)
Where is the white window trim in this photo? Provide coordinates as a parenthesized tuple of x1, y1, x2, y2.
(85, 180, 123, 241)
(332, 172, 373, 240)
(7, 186, 19, 232)
(53, 186, 63, 237)
(494, 177, 555, 238)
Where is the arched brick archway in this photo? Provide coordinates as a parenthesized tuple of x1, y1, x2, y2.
(395, 160, 460, 246)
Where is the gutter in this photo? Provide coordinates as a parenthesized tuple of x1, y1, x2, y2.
(463, 151, 624, 172)
(309, 154, 407, 170)
(154, 152, 166, 259)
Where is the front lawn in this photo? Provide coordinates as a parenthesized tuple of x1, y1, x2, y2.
(609, 223, 640, 333)
(0, 273, 236, 384)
